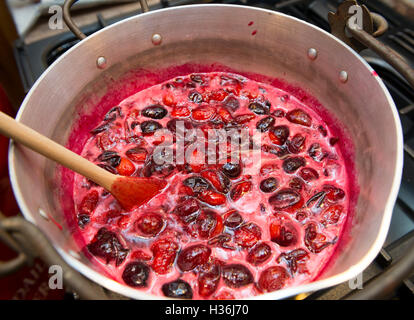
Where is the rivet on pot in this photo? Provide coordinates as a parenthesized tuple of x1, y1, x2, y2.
(96, 56, 107, 69)
(339, 70, 348, 83)
(152, 33, 162, 45)
(307, 48, 318, 60)
(38, 208, 49, 221)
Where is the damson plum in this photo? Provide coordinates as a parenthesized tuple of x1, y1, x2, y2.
(166, 118, 193, 135)
(135, 213, 164, 237)
(234, 223, 262, 248)
(258, 266, 289, 292)
(190, 73, 206, 84)
(323, 185, 345, 202)
(234, 114, 255, 124)
(222, 264, 254, 288)
(230, 181, 252, 201)
(192, 106, 216, 121)
(140, 120, 162, 135)
(197, 190, 227, 206)
(269, 189, 302, 211)
(126, 147, 148, 163)
(248, 101, 270, 115)
(201, 170, 231, 194)
(151, 238, 179, 274)
(261, 144, 289, 159)
(260, 177, 278, 193)
(188, 91, 203, 103)
(223, 210, 243, 229)
(223, 96, 240, 111)
(282, 157, 306, 174)
(91, 123, 110, 135)
(104, 106, 122, 122)
(203, 89, 229, 102)
(195, 210, 223, 239)
(214, 107, 233, 124)
(287, 134, 306, 154)
(308, 143, 326, 162)
(289, 177, 304, 191)
(286, 109, 312, 127)
(87, 228, 129, 266)
(299, 167, 319, 182)
(173, 198, 200, 224)
(78, 190, 99, 217)
(177, 244, 212, 272)
(97, 151, 121, 167)
(256, 116, 275, 132)
(270, 221, 298, 247)
(142, 105, 168, 119)
(269, 125, 289, 145)
(142, 156, 175, 178)
(117, 158, 135, 176)
(221, 162, 242, 179)
(247, 242, 272, 265)
(198, 262, 221, 297)
(162, 279, 193, 299)
(122, 262, 150, 287)
(183, 176, 211, 193)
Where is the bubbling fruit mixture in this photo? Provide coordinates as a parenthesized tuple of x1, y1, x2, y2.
(72, 72, 351, 299)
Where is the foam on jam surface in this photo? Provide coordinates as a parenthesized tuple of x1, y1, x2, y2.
(72, 72, 351, 299)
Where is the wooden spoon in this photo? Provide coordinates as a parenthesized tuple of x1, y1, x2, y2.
(0, 111, 167, 210)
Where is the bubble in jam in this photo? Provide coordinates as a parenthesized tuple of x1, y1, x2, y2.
(72, 71, 353, 299)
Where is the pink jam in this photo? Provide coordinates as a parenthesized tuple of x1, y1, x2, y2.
(72, 72, 352, 299)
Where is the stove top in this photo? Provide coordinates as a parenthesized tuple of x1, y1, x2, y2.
(12, 0, 414, 299)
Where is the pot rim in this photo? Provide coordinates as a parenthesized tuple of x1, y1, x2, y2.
(8, 4, 404, 300)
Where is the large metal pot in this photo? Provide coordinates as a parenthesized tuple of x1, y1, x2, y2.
(7, 4, 404, 299)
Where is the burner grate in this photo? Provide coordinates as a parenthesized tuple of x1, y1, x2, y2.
(389, 29, 414, 56)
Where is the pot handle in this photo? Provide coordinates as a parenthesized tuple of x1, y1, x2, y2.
(329, 0, 414, 89)
(0, 214, 110, 299)
(346, 21, 414, 89)
(63, 0, 150, 41)
(0, 220, 29, 277)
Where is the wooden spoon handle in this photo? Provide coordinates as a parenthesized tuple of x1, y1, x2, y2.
(0, 111, 115, 190)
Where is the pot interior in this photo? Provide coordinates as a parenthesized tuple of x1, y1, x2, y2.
(10, 5, 402, 299)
